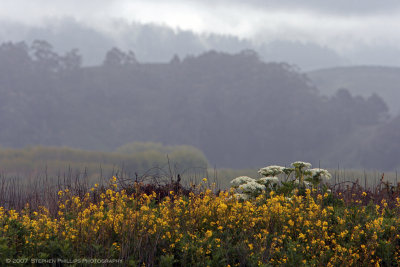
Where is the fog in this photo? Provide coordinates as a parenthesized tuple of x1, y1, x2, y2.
(1, 0, 400, 67)
(1, 1, 400, 170)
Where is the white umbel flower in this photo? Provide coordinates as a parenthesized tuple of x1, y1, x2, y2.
(291, 161, 312, 169)
(258, 165, 285, 176)
(308, 168, 332, 180)
(259, 176, 279, 184)
(230, 176, 255, 186)
(234, 193, 249, 200)
(239, 181, 266, 192)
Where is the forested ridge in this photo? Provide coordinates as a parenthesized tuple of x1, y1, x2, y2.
(0, 40, 398, 169)
(308, 66, 400, 115)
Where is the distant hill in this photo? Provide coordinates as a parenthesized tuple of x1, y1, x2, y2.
(0, 18, 345, 70)
(308, 66, 400, 115)
(0, 41, 396, 170)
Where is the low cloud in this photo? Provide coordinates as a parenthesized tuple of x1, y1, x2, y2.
(1, 0, 400, 54)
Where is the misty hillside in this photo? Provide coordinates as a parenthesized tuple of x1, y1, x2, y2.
(308, 66, 400, 115)
(0, 19, 346, 70)
(1, 40, 399, 170)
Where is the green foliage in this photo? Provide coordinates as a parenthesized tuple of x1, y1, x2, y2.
(116, 142, 172, 154)
(159, 254, 176, 267)
(0, 144, 208, 184)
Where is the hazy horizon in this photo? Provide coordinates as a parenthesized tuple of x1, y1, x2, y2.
(1, 0, 400, 69)
(1, 1, 400, 170)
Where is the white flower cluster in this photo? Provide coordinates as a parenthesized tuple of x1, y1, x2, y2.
(308, 168, 332, 180)
(230, 174, 274, 199)
(258, 165, 285, 176)
(230, 176, 255, 186)
(230, 160, 331, 200)
(234, 193, 249, 200)
(292, 161, 312, 169)
(239, 180, 265, 192)
(259, 176, 279, 184)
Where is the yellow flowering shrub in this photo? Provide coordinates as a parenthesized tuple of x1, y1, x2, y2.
(0, 176, 399, 266)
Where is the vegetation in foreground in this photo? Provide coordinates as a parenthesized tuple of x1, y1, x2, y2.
(0, 162, 400, 266)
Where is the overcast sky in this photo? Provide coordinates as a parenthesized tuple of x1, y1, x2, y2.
(1, 0, 400, 53)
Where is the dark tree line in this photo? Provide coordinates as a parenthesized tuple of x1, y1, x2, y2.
(0, 40, 397, 169)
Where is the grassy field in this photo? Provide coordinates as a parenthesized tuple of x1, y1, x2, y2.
(0, 145, 397, 189)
